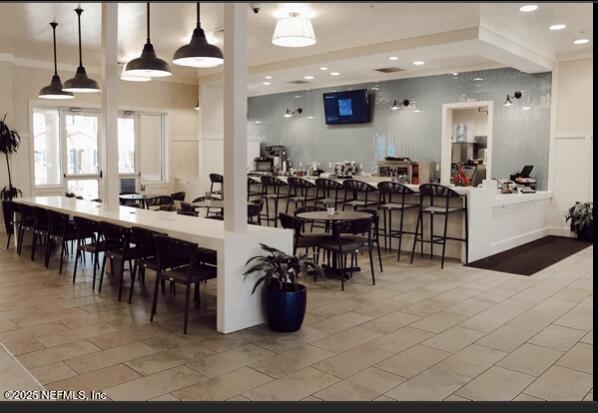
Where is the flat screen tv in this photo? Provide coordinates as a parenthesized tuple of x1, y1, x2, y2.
(323, 89, 371, 125)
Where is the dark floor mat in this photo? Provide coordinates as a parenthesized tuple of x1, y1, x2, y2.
(465, 236, 592, 276)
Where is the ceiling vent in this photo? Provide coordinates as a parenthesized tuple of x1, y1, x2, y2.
(287, 80, 312, 85)
(374, 67, 405, 74)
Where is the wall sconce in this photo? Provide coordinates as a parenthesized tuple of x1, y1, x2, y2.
(284, 108, 303, 118)
(391, 99, 419, 112)
(194, 101, 199, 111)
(504, 91, 523, 107)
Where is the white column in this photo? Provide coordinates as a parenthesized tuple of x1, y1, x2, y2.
(223, 3, 248, 232)
(100, 3, 119, 210)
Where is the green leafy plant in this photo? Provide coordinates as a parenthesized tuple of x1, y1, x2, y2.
(0, 114, 22, 201)
(566, 202, 594, 233)
(244, 243, 322, 293)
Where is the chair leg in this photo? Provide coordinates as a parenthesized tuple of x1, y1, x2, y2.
(420, 213, 425, 257)
(99, 255, 107, 292)
(464, 206, 469, 264)
(339, 253, 345, 292)
(369, 249, 376, 286)
(194, 282, 200, 308)
(44, 235, 52, 268)
(382, 209, 388, 250)
(184, 284, 191, 334)
(430, 212, 434, 259)
(31, 231, 37, 261)
(118, 259, 126, 301)
(6, 232, 11, 249)
(376, 240, 383, 273)
(410, 211, 421, 264)
(59, 241, 66, 274)
(150, 274, 161, 321)
(388, 209, 393, 251)
(397, 210, 406, 261)
(92, 251, 99, 290)
(128, 261, 136, 304)
(441, 213, 449, 269)
(73, 247, 81, 284)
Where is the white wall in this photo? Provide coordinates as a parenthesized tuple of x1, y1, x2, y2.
(0, 61, 198, 201)
(549, 58, 593, 234)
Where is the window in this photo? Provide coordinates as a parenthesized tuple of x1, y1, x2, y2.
(32, 108, 61, 186)
(31, 107, 167, 198)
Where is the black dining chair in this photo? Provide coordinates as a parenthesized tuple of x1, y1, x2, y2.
(355, 208, 383, 273)
(151, 235, 217, 334)
(146, 195, 174, 210)
(2, 200, 16, 249)
(410, 183, 469, 269)
(342, 179, 379, 210)
(45, 210, 78, 274)
(98, 222, 136, 301)
(72, 216, 106, 288)
(294, 205, 328, 233)
(318, 218, 376, 291)
(279, 213, 329, 257)
(247, 176, 262, 201)
(377, 181, 419, 260)
(16, 204, 36, 256)
(178, 202, 198, 217)
(248, 199, 263, 225)
(128, 226, 167, 304)
(30, 207, 51, 262)
(260, 175, 288, 227)
(171, 191, 186, 202)
(209, 173, 224, 199)
(315, 178, 344, 209)
(286, 177, 317, 214)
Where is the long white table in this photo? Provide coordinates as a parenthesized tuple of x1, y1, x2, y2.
(14, 196, 293, 334)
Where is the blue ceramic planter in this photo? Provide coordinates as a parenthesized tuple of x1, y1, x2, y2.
(264, 283, 306, 332)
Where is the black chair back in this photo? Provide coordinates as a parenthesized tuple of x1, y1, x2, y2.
(153, 235, 197, 276)
(209, 173, 224, 184)
(419, 183, 461, 198)
(2, 200, 14, 235)
(248, 199, 263, 223)
(32, 207, 50, 230)
(73, 216, 98, 241)
(46, 210, 70, 236)
(146, 195, 174, 209)
(131, 226, 166, 260)
(334, 217, 373, 238)
(171, 192, 186, 202)
(99, 221, 130, 251)
(260, 175, 286, 195)
(278, 213, 303, 244)
(179, 202, 196, 212)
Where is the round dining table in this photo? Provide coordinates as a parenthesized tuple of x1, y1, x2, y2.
(296, 210, 373, 280)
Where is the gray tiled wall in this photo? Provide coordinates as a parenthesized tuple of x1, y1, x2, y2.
(248, 68, 552, 189)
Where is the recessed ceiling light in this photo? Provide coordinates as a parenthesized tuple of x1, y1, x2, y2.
(413, 61, 424, 66)
(451, 72, 459, 76)
(264, 75, 272, 79)
(519, 5, 538, 12)
(389, 56, 398, 61)
(549, 24, 566, 31)
(573, 32, 590, 44)
(304, 75, 314, 80)
(255, 120, 263, 124)
(319, 67, 328, 71)
(294, 95, 301, 98)
(330, 72, 340, 76)
(307, 116, 314, 119)
(522, 106, 531, 111)
(473, 77, 483, 81)
(262, 81, 271, 85)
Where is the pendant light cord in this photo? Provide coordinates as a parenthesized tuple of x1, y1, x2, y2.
(196, 2, 201, 28)
(75, 7, 83, 67)
(146, 2, 151, 43)
(50, 22, 58, 75)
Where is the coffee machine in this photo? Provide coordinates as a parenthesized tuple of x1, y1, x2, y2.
(263, 145, 288, 173)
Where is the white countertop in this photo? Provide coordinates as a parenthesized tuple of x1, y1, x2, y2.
(493, 190, 552, 207)
(15, 197, 289, 248)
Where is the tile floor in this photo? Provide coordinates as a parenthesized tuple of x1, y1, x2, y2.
(0, 234, 593, 401)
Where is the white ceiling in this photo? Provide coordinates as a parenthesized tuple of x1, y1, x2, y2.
(0, 2, 592, 88)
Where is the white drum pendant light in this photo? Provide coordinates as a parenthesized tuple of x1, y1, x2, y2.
(272, 12, 316, 48)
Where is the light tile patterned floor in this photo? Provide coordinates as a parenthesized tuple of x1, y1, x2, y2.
(0, 234, 593, 401)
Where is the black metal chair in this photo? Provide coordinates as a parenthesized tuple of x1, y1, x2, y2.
(410, 184, 469, 269)
(146, 195, 174, 210)
(151, 235, 217, 334)
(378, 181, 419, 260)
(294, 205, 328, 233)
(279, 213, 329, 256)
(209, 173, 224, 199)
(315, 178, 344, 209)
(171, 192, 186, 202)
(178, 202, 198, 217)
(355, 208, 383, 273)
(260, 175, 288, 227)
(286, 177, 317, 213)
(98, 222, 136, 301)
(318, 218, 376, 291)
(72, 216, 107, 288)
(248, 199, 263, 225)
(247, 176, 262, 201)
(45, 210, 78, 274)
(128, 226, 167, 304)
(30, 207, 50, 262)
(2, 200, 16, 249)
(342, 179, 379, 210)
(16, 204, 36, 256)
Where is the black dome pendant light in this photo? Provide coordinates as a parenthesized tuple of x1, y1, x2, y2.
(173, 2, 223, 68)
(39, 22, 74, 100)
(63, 7, 101, 93)
(125, 2, 172, 77)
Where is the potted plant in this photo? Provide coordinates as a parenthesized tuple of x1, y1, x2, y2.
(244, 243, 322, 332)
(566, 202, 594, 242)
(0, 114, 22, 201)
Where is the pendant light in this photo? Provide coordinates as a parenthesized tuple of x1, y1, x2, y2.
(125, 2, 172, 78)
(173, 2, 223, 68)
(39, 22, 74, 100)
(119, 62, 151, 82)
(63, 7, 101, 93)
(272, 12, 316, 48)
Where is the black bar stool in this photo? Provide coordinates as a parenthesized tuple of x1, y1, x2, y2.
(286, 177, 317, 213)
(377, 181, 419, 260)
(247, 176, 262, 201)
(260, 175, 288, 227)
(410, 183, 469, 269)
(342, 179, 379, 210)
(209, 173, 223, 200)
(315, 178, 344, 209)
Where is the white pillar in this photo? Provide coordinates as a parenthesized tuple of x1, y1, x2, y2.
(223, 3, 248, 232)
(100, 3, 119, 210)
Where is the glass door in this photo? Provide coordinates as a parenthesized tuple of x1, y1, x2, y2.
(63, 111, 101, 199)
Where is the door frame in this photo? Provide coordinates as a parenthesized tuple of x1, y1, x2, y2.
(440, 101, 494, 184)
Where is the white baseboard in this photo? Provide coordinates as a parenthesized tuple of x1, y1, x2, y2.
(546, 226, 576, 238)
(490, 227, 550, 255)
